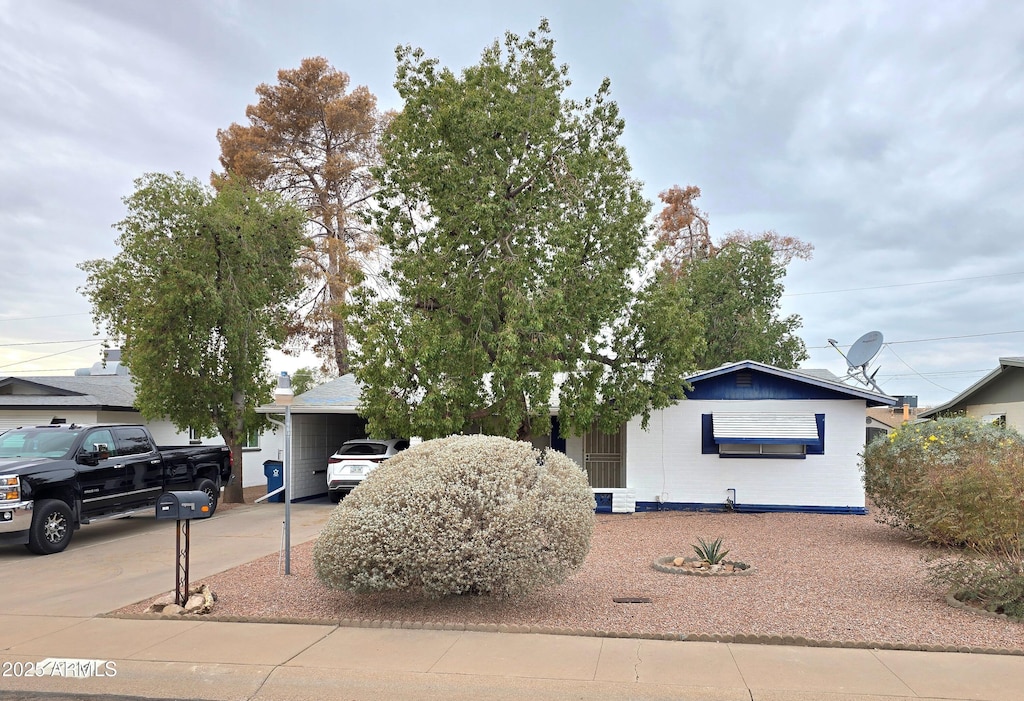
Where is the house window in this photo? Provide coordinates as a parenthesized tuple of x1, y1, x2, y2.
(720, 442, 807, 456)
(866, 426, 887, 445)
(981, 413, 1006, 427)
(188, 427, 202, 445)
(702, 413, 825, 459)
(244, 428, 260, 450)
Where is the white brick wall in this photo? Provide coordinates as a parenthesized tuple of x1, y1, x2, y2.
(625, 399, 867, 509)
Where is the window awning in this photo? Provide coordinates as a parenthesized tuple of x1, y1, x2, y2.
(712, 413, 821, 446)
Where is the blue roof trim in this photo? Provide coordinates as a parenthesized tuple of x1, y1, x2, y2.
(629, 501, 867, 515)
(714, 437, 821, 445)
(685, 361, 896, 406)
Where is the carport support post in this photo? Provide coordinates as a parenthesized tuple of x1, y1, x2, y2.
(284, 401, 292, 575)
(276, 372, 294, 575)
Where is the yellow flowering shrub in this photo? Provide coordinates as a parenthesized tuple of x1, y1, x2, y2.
(313, 435, 596, 598)
(862, 416, 1024, 554)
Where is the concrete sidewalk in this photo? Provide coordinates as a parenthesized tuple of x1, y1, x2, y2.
(2, 503, 1023, 701)
(3, 617, 1024, 700)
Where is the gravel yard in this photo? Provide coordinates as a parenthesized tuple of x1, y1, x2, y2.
(121, 504, 1024, 652)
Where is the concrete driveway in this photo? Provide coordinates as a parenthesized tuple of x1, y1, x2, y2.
(0, 502, 333, 616)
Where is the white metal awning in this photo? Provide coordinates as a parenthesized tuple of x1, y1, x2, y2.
(712, 412, 820, 445)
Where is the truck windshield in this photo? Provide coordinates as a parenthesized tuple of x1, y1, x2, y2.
(0, 428, 82, 459)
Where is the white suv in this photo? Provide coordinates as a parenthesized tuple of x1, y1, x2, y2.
(327, 438, 409, 503)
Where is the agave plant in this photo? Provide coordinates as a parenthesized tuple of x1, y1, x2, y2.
(692, 536, 730, 565)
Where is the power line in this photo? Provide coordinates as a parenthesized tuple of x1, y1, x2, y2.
(783, 271, 1024, 297)
(0, 339, 105, 348)
(0, 341, 104, 370)
(876, 369, 991, 379)
(0, 312, 91, 322)
(880, 345, 956, 393)
(807, 329, 1024, 349)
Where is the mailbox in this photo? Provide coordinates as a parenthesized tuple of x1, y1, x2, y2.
(155, 491, 213, 520)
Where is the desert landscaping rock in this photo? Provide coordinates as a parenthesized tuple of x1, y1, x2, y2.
(118, 510, 1024, 653)
(144, 584, 216, 615)
(652, 555, 752, 575)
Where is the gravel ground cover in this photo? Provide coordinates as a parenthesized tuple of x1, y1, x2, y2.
(119, 504, 1024, 651)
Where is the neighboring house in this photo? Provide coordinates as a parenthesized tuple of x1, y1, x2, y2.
(266, 362, 896, 514)
(865, 400, 927, 445)
(0, 366, 277, 490)
(865, 407, 904, 444)
(917, 356, 1024, 433)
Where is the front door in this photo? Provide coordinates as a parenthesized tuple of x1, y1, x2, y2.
(583, 424, 625, 488)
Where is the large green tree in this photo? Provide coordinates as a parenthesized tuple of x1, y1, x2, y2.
(654, 185, 812, 370)
(79, 173, 305, 502)
(351, 21, 702, 441)
(682, 239, 809, 369)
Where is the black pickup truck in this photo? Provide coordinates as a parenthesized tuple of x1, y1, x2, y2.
(0, 423, 231, 554)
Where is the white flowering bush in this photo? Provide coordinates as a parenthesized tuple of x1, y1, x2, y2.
(313, 434, 596, 598)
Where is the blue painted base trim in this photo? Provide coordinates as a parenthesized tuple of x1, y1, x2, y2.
(631, 501, 867, 515)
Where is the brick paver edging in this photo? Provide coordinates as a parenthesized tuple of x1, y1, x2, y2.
(100, 611, 1024, 657)
(945, 591, 1024, 625)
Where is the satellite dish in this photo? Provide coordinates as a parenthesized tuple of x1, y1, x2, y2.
(846, 331, 883, 368)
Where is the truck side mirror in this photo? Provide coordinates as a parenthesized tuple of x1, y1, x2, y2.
(77, 451, 99, 467)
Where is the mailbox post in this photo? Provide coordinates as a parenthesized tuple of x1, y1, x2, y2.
(156, 491, 213, 606)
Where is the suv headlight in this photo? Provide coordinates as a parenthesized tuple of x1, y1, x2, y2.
(1, 475, 20, 503)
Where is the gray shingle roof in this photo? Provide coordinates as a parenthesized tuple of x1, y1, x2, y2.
(293, 374, 362, 408)
(0, 375, 137, 409)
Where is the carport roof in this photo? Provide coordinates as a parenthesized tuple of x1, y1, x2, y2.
(257, 373, 363, 414)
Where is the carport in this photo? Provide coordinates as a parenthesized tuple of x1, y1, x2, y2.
(258, 375, 369, 501)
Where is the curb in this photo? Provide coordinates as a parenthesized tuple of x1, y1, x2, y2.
(99, 610, 1024, 657)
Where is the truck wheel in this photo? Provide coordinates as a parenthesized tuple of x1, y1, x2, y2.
(195, 478, 219, 516)
(26, 499, 74, 555)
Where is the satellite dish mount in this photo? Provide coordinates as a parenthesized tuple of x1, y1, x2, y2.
(828, 331, 885, 393)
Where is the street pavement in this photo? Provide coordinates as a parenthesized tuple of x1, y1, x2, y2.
(2, 501, 1023, 701)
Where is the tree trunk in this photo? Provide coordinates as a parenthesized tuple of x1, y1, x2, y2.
(221, 389, 247, 503)
(223, 442, 245, 503)
(333, 314, 349, 375)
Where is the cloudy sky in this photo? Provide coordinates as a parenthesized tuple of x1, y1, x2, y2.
(1, 0, 1021, 407)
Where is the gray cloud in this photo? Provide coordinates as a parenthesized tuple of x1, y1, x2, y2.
(1, 0, 1021, 403)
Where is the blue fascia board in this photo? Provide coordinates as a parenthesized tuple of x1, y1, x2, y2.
(713, 437, 821, 446)
(685, 361, 896, 406)
(630, 501, 867, 515)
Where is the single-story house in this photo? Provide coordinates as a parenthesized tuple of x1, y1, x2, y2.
(613, 361, 896, 514)
(917, 356, 1024, 432)
(262, 361, 896, 514)
(0, 366, 281, 490)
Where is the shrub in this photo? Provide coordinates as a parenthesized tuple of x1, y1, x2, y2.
(930, 557, 1024, 620)
(312, 434, 596, 598)
(862, 416, 1024, 554)
(692, 536, 730, 565)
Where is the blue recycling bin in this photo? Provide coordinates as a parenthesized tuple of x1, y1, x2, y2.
(263, 460, 284, 503)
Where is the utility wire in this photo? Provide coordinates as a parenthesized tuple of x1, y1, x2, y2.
(880, 345, 956, 393)
(0, 339, 105, 347)
(0, 312, 91, 322)
(807, 329, 1024, 349)
(0, 341, 104, 370)
(783, 271, 1024, 297)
